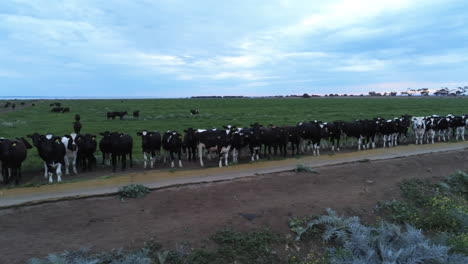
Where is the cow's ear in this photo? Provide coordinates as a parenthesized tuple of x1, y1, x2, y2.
(137, 132, 142, 136)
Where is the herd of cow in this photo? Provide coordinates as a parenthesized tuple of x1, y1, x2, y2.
(1, 113, 467, 186)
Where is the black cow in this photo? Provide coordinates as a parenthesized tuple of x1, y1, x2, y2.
(50, 102, 61, 107)
(27, 133, 66, 183)
(260, 126, 288, 157)
(99, 131, 133, 172)
(162, 131, 183, 168)
(285, 126, 301, 156)
(195, 128, 231, 167)
(51, 107, 64, 112)
(75, 114, 81, 121)
(73, 121, 82, 134)
(115, 111, 127, 120)
(62, 107, 70, 113)
(99, 131, 112, 165)
(133, 110, 140, 118)
(0, 137, 32, 185)
(397, 114, 412, 143)
(297, 121, 326, 156)
(137, 130, 161, 169)
(76, 134, 97, 171)
(11, 103, 16, 110)
(190, 109, 199, 115)
(106, 112, 116, 120)
(183, 128, 198, 162)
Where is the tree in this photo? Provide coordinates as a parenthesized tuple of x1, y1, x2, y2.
(302, 93, 310, 98)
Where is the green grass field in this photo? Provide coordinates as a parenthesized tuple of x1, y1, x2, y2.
(1, 97, 467, 169)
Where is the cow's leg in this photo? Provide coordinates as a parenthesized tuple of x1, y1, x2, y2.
(170, 151, 175, 168)
(111, 154, 117, 172)
(255, 147, 260, 160)
(72, 153, 77, 174)
(224, 148, 229, 166)
(121, 154, 126, 171)
(198, 144, 204, 167)
(143, 152, 148, 169)
(44, 162, 48, 179)
(178, 150, 183, 168)
(218, 153, 223, 167)
(357, 137, 362, 150)
(64, 156, 70, 175)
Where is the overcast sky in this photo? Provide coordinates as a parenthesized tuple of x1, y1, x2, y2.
(1, 0, 467, 97)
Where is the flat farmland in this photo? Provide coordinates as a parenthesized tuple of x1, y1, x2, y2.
(0, 97, 467, 170)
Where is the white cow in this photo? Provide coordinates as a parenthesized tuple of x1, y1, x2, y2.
(412, 117, 426, 145)
(61, 133, 78, 175)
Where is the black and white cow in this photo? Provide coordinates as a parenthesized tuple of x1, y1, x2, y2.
(133, 110, 140, 118)
(27, 133, 66, 183)
(162, 131, 183, 168)
(260, 126, 287, 157)
(62, 133, 79, 175)
(411, 117, 426, 145)
(137, 130, 161, 169)
(342, 121, 365, 150)
(323, 121, 344, 151)
(447, 115, 466, 141)
(102, 132, 133, 172)
(378, 119, 399, 148)
(249, 123, 263, 161)
(434, 116, 450, 142)
(195, 128, 231, 167)
(76, 134, 97, 171)
(297, 121, 326, 156)
(230, 127, 251, 163)
(0, 137, 32, 185)
(190, 109, 199, 115)
(425, 116, 437, 144)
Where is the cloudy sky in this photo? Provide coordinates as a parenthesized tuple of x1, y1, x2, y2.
(1, 0, 467, 97)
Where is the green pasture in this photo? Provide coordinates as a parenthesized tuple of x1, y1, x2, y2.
(0, 97, 467, 169)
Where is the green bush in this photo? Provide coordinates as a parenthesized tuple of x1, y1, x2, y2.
(295, 164, 317, 173)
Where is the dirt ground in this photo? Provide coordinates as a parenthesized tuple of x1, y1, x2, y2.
(1, 149, 467, 263)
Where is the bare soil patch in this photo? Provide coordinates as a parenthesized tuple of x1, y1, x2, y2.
(1, 149, 467, 263)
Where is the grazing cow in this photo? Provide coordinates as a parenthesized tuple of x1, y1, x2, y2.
(183, 128, 198, 162)
(195, 128, 231, 167)
(50, 102, 61, 107)
(412, 117, 426, 144)
(51, 107, 64, 112)
(162, 131, 183, 168)
(0, 138, 32, 185)
(137, 130, 161, 169)
(61, 133, 79, 175)
(297, 121, 326, 155)
(75, 114, 81, 121)
(32, 103, 35, 106)
(76, 134, 97, 171)
(425, 117, 437, 144)
(100, 131, 133, 172)
(190, 109, 199, 115)
(116, 111, 127, 120)
(4, 102, 10, 108)
(20, 102, 25, 106)
(133, 110, 140, 118)
(73, 121, 82, 134)
(106, 112, 116, 120)
(11, 103, 16, 110)
(27, 133, 66, 183)
(62, 107, 70, 113)
(342, 121, 365, 150)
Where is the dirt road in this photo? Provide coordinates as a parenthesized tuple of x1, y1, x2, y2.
(0, 148, 467, 263)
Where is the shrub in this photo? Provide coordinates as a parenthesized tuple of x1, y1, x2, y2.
(295, 164, 317, 173)
(117, 184, 150, 201)
(291, 209, 468, 264)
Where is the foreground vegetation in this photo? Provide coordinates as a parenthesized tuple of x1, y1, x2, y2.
(29, 170, 468, 263)
(1, 97, 467, 170)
